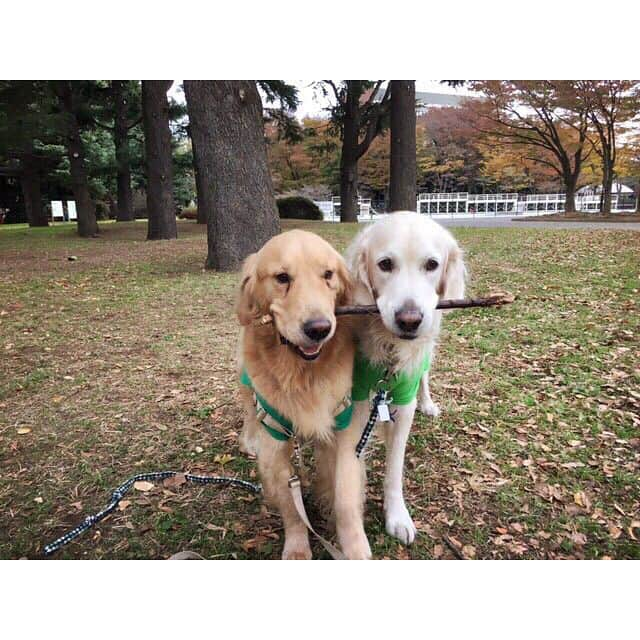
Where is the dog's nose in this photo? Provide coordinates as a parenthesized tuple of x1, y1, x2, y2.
(302, 317, 332, 342)
(395, 306, 423, 333)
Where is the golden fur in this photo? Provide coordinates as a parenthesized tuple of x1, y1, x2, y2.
(236, 230, 370, 559)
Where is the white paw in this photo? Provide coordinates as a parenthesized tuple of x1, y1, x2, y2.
(418, 397, 440, 417)
(385, 502, 417, 545)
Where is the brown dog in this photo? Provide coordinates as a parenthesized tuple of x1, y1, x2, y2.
(236, 230, 370, 559)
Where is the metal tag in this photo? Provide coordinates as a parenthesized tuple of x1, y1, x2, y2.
(377, 402, 391, 422)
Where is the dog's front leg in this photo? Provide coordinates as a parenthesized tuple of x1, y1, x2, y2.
(383, 400, 418, 545)
(238, 385, 260, 456)
(257, 429, 312, 560)
(334, 401, 371, 559)
(417, 369, 440, 417)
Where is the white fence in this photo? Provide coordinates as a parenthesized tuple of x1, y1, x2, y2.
(316, 191, 637, 221)
(315, 197, 373, 221)
(419, 192, 637, 217)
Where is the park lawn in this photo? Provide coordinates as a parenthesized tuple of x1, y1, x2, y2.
(0, 219, 638, 560)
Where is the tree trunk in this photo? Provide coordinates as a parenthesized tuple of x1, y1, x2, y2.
(142, 80, 177, 240)
(600, 159, 613, 214)
(339, 81, 362, 222)
(635, 185, 640, 214)
(20, 156, 48, 227)
(389, 80, 416, 212)
(184, 80, 279, 271)
(57, 82, 99, 237)
(188, 127, 208, 224)
(113, 80, 135, 221)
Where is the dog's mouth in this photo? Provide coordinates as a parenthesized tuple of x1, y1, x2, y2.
(279, 334, 324, 361)
(398, 333, 418, 340)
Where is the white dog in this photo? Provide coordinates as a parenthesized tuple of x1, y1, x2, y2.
(345, 212, 466, 545)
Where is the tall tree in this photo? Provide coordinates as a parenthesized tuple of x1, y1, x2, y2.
(576, 81, 640, 214)
(471, 81, 592, 214)
(111, 80, 141, 221)
(184, 80, 279, 270)
(141, 80, 176, 240)
(389, 80, 416, 211)
(0, 81, 60, 227)
(54, 81, 99, 236)
(321, 81, 391, 222)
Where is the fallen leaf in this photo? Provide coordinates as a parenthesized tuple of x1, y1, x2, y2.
(134, 481, 154, 492)
(163, 474, 187, 489)
(432, 544, 444, 559)
(462, 545, 476, 559)
(118, 500, 131, 511)
(214, 453, 235, 465)
(607, 525, 622, 539)
(34, 496, 43, 504)
(573, 491, 591, 510)
(52, 396, 64, 404)
(570, 532, 587, 545)
(17, 428, 31, 435)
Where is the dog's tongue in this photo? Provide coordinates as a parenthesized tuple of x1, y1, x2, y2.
(300, 345, 321, 356)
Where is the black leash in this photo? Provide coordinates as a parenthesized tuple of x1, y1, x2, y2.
(43, 471, 261, 556)
(355, 372, 393, 458)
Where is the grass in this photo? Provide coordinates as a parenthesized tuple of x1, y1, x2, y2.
(1, 219, 638, 559)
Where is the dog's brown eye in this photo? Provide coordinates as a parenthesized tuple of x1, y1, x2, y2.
(378, 258, 394, 272)
(324, 270, 333, 280)
(425, 258, 439, 271)
(275, 272, 290, 284)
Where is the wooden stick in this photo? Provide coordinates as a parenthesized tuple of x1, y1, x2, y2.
(256, 292, 514, 326)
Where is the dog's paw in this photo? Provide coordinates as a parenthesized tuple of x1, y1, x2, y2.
(385, 502, 417, 545)
(238, 432, 259, 457)
(282, 536, 312, 560)
(418, 397, 440, 418)
(282, 548, 313, 560)
(340, 533, 372, 560)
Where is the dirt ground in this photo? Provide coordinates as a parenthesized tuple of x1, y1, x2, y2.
(1, 219, 638, 559)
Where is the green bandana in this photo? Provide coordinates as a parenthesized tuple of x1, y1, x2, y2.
(351, 351, 431, 406)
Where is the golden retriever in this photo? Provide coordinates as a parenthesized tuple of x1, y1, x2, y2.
(236, 229, 370, 559)
(345, 212, 466, 545)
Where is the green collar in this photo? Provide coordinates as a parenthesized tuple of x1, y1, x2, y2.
(241, 369, 353, 441)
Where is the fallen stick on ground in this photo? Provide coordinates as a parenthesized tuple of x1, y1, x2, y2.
(255, 291, 515, 326)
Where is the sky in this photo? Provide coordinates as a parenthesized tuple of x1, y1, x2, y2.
(170, 81, 477, 119)
(291, 80, 476, 117)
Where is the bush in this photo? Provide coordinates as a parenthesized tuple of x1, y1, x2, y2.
(276, 196, 323, 220)
(179, 206, 198, 220)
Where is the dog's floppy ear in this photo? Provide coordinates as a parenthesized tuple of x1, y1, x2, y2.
(236, 253, 259, 325)
(334, 255, 354, 306)
(437, 237, 466, 300)
(345, 226, 374, 301)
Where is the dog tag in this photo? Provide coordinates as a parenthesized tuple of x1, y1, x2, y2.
(377, 402, 391, 422)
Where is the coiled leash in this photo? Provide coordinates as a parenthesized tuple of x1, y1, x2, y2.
(42, 471, 261, 556)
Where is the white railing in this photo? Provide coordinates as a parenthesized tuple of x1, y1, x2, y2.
(315, 198, 373, 221)
(418, 192, 637, 217)
(316, 192, 637, 222)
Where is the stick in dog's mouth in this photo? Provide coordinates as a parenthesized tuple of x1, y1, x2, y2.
(257, 292, 515, 327)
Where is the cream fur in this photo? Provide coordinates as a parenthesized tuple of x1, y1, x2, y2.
(345, 212, 466, 545)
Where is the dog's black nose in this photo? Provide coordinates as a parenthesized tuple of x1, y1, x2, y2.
(395, 306, 423, 333)
(303, 318, 332, 341)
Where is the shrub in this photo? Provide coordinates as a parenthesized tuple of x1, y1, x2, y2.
(276, 196, 323, 220)
(179, 206, 198, 220)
